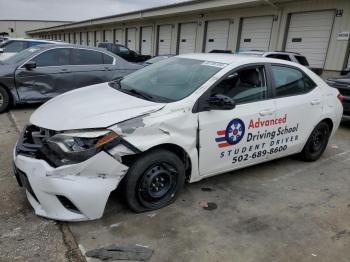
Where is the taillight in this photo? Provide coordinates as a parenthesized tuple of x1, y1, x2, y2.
(337, 93, 344, 103)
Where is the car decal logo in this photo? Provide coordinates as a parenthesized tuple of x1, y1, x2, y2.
(215, 118, 245, 148)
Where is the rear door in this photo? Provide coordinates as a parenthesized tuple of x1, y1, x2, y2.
(114, 29, 123, 44)
(158, 25, 172, 55)
(126, 28, 137, 51)
(269, 64, 322, 157)
(239, 16, 274, 51)
(141, 26, 153, 55)
(285, 10, 335, 68)
(15, 48, 73, 101)
(178, 22, 197, 54)
(205, 20, 230, 52)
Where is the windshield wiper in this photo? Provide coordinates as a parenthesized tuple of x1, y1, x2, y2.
(127, 89, 155, 101)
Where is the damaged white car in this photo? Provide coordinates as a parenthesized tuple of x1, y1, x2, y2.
(13, 54, 343, 221)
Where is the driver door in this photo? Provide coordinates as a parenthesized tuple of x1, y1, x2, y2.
(197, 64, 277, 177)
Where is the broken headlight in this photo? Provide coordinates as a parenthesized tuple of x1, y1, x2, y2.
(45, 130, 118, 163)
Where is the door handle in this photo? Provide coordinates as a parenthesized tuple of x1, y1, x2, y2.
(310, 99, 321, 105)
(259, 108, 275, 116)
(104, 67, 113, 71)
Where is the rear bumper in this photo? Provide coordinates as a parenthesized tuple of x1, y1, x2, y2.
(13, 151, 128, 221)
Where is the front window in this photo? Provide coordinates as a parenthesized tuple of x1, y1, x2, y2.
(116, 57, 224, 102)
(30, 48, 70, 67)
(210, 66, 267, 104)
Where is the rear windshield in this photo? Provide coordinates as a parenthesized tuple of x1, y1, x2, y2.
(295, 55, 309, 66)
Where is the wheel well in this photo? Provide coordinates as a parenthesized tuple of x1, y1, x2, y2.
(321, 118, 333, 133)
(122, 143, 192, 181)
(0, 83, 13, 105)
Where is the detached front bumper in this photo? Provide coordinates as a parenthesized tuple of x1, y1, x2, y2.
(13, 125, 130, 221)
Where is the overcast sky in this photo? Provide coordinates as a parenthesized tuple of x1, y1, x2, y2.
(0, 0, 190, 21)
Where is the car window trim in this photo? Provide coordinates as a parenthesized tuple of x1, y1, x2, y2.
(193, 63, 274, 113)
(18, 46, 116, 69)
(269, 63, 317, 99)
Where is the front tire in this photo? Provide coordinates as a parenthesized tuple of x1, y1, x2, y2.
(123, 149, 186, 212)
(299, 121, 330, 161)
(0, 86, 10, 113)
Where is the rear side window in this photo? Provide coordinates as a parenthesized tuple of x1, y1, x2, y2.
(71, 49, 104, 65)
(266, 54, 291, 61)
(294, 55, 309, 66)
(271, 65, 316, 97)
(31, 48, 70, 67)
(103, 54, 114, 64)
(1, 40, 28, 52)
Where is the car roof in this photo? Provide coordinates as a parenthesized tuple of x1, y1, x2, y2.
(28, 43, 119, 58)
(5, 38, 63, 44)
(239, 50, 303, 56)
(178, 53, 307, 69)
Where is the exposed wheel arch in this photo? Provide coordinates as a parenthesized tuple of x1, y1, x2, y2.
(122, 143, 192, 181)
(321, 118, 334, 133)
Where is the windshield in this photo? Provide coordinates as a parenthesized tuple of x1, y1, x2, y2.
(3, 47, 41, 64)
(118, 57, 224, 102)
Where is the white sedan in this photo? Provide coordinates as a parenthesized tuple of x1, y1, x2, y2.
(13, 54, 343, 221)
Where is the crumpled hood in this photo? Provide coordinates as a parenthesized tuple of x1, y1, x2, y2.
(30, 82, 165, 131)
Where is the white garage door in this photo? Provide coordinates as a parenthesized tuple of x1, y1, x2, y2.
(88, 31, 94, 46)
(95, 31, 103, 46)
(179, 22, 198, 54)
(104, 30, 113, 43)
(141, 27, 153, 55)
(81, 32, 87, 45)
(75, 32, 81, 45)
(158, 25, 172, 55)
(64, 33, 69, 43)
(285, 10, 335, 68)
(239, 16, 274, 51)
(69, 33, 75, 44)
(114, 29, 123, 44)
(205, 20, 230, 52)
(126, 28, 137, 51)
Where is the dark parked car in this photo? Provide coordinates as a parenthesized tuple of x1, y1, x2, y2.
(98, 42, 151, 63)
(0, 44, 141, 112)
(143, 55, 173, 66)
(326, 73, 350, 120)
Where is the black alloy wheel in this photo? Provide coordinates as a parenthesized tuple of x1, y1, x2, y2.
(299, 121, 330, 161)
(123, 149, 186, 212)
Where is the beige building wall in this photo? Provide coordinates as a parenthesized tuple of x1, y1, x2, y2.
(0, 20, 71, 38)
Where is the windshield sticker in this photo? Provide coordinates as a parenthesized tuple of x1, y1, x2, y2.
(201, 61, 228, 68)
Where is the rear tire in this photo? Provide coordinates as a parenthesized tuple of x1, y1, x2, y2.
(123, 149, 186, 213)
(0, 86, 10, 113)
(299, 121, 330, 162)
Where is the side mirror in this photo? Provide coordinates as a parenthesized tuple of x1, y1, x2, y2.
(207, 94, 236, 110)
(0, 48, 4, 54)
(24, 61, 36, 70)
